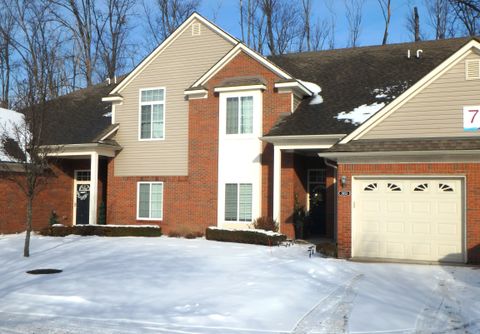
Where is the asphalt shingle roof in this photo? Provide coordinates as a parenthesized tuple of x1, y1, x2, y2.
(41, 82, 119, 145)
(267, 37, 475, 136)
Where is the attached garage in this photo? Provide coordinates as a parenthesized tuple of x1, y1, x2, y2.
(352, 177, 465, 263)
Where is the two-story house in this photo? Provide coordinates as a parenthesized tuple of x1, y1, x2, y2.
(2, 13, 480, 264)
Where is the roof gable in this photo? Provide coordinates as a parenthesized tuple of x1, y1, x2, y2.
(340, 38, 480, 143)
(267, 37, 475, 138)
(189, 43, 294, 89)
(109, 12, 238, 95)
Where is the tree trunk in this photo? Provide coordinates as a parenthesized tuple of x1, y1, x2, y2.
(414, 6, 420, 42)
(24, 196, 33, 257)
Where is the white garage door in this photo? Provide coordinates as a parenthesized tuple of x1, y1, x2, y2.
(352, 177, 464, 263)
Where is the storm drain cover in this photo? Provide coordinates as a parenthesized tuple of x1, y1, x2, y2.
(26, 269, 63, 275)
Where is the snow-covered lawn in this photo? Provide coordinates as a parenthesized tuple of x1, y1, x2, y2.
(0, 234, 479, 334)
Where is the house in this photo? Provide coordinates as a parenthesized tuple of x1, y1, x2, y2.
(1, 13, 480, 264)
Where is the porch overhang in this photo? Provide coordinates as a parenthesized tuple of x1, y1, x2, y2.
(44, 142, 121, 226)
(261, 134, 346, 150)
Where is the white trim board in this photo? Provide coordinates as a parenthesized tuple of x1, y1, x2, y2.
(340, 39, 480, 144)
(109, 13, 238, 95)
(191, 43, 293, 89)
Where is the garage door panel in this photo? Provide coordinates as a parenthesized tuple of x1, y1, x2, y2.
(353, 177, 464, 263)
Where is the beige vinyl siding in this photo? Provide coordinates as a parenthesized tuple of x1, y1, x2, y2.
(114, 19, 234, 176)
(293, 94, 302, 112)
(363, 51, 480, 140)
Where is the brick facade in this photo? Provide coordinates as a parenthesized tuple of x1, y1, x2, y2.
(106, 51, 296, 235)
(0, 159, 106, 233)
(336, 162, 480, 264)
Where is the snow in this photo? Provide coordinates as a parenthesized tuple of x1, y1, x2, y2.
(299, 80, 323, 105)
(207, 226, 283, 237)
(336, 102, 385, 125)
(0, 234, 479, 333)
(0, 108, 25, 162)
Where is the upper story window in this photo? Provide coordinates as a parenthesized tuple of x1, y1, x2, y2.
(226, 96, 253, 134)
(139, 88, 165, 140)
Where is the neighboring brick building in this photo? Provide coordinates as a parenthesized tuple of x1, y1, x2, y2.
(2, 13, 480, 264)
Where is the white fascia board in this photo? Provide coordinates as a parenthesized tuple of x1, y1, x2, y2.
(318, 149, 480, 158)
(214, 84, 266, 93)
(261, 134, 346, 146)
(44, 143, 121, 158)
(184, 89, 208, 95)
(340, 40, 480, 144)
(99, 125, 120, 141)
(101, 96, 123, 103)
(109, 13, 238, 95)
(192, 43, 293, 88)
(274, 81, 313, 96)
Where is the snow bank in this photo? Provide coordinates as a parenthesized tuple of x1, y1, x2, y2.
(0, 107, 25, 162)
(207, 226, 283, 237)
(336, 102, 385, 125)
(299, 80, 323, 105)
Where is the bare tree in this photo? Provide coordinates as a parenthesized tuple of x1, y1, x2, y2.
(325, 0, 336, 49)
(450, 0, 480, 35)
(406, 4, 422, 41)
(377, 0, 391, 45)
(345, 0, 365, 47)
(0, 0, 64, 257)
(143, 0, 200, 45)
(0, 9, 16, 108)
(299, 0, 312, 52)
(260, 0, 276, 55)
(425, 0, 452, 39)
(311, 19, 330, 51)
(51, 0, 100, 87)
(96, 0, 136, 80)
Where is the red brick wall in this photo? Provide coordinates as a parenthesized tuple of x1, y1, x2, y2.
(0, 161, 74, 233)
(107, 51, 294, 236)
(337, 162, 480, 264)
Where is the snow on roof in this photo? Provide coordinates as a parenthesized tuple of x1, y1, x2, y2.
(335, 102, 385, 126)
(0, 108, 25, 162)
(299, 80, 323, 105)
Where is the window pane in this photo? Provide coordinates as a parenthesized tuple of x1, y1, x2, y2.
(239, 184, 252, 222)
(226, 97, 239, 134)
(225, 184, 238, 221)
(141, 89, 164, 102)
(240, 96, 253, 134)
(150, 184, 163, 219)
(141, 105, 152, 139)
(139, 184, 150, 218)
(152, 104, 164, 138)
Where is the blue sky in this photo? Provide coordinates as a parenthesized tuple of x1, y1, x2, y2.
(196, 0, 439, 48)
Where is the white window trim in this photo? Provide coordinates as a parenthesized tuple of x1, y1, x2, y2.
(224, 182, 253, 223)
(136, 181, 164, 221)
(222, 92, 257, 139)
(138, 87, 166, 141)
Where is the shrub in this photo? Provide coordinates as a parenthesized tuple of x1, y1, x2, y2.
(205, 227, 286, 246)
(251, 216, 278, 232)
(40, 225, 162, 237)
(185, 231, 204, 239)
(48, 210, 59, 226)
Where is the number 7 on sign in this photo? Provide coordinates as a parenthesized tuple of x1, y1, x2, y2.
(463, 106, 480, 131)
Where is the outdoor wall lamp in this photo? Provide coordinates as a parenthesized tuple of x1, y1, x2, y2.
(341, 176, 347, 188)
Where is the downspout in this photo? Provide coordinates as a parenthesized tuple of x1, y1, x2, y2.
(323, 158, 338, 243)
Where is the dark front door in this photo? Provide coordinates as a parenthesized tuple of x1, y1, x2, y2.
(309, 184, 326, 235)
(76, 184, 90, 225)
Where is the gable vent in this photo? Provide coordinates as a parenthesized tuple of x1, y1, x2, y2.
(191, 23, 201, 36)
(466, 59, 480, 80)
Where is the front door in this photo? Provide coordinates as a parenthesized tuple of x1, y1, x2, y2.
(74, 170, 91, 225)
(308, 169, 326, 235)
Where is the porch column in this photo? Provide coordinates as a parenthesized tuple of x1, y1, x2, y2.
(273, 146, 282, 225)
(89, 152, 99, 225)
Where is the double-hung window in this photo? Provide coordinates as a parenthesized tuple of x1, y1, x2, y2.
(137, 182, 163, 220)
(226, 96, 253, 134)
(140, 88, 165, 140)
(225, 183, 252, 222)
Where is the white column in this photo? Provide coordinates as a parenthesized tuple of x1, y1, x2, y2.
(89, 152, 99, 225)
(273, 146, 282, 226)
